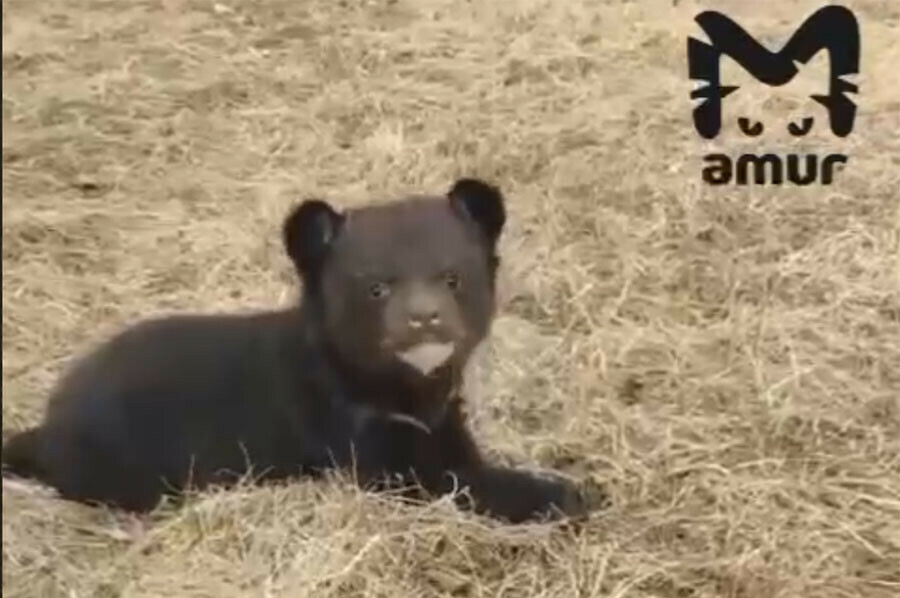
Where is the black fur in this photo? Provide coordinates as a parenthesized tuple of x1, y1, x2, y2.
(282, 199, 344, 285)
(448, 177, 506, 247)
(1, 178, 591, 523)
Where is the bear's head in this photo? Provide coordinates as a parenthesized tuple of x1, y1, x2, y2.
(283, 178, 506, 382)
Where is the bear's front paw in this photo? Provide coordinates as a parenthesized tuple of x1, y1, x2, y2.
(457, 466, 601, 524)
(528, 471, 591, 521)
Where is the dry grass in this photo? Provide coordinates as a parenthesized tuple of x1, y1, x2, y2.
(3, 0, 900, 596)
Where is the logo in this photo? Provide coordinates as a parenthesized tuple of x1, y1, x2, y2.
(687, 5, 860, 186)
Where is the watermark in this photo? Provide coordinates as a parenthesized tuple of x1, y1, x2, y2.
(687, 5, 860, 186)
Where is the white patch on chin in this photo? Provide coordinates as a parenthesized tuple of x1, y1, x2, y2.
(396, 342, 455, 375)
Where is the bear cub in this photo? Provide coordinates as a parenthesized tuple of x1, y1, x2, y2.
(1, 178, 590, 523)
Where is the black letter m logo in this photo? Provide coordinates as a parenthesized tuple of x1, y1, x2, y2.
(688, 5, 860, 139)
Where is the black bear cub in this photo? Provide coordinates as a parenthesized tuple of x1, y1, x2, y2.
(2, 178, 589, 523)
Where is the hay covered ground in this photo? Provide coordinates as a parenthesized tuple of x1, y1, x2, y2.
(2, 0, 899, 596)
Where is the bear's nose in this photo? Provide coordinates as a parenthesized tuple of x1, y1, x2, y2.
(406, 284, 443, 329)
(408, 310, 441, 329)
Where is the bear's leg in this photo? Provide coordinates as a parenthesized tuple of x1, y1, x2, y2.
(40, 423, 167, 513)
(424, 404, 588, 523)
(434, 464, 585, 523)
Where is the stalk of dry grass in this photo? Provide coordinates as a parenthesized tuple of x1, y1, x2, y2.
(3, 0, 899, 596)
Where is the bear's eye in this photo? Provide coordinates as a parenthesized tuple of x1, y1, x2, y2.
(368, 281, 390, 299)
(444, 270, 462, 291)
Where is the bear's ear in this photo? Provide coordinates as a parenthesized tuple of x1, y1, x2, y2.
(448, 177, 506, 247)
(283, 199, 345, 279)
